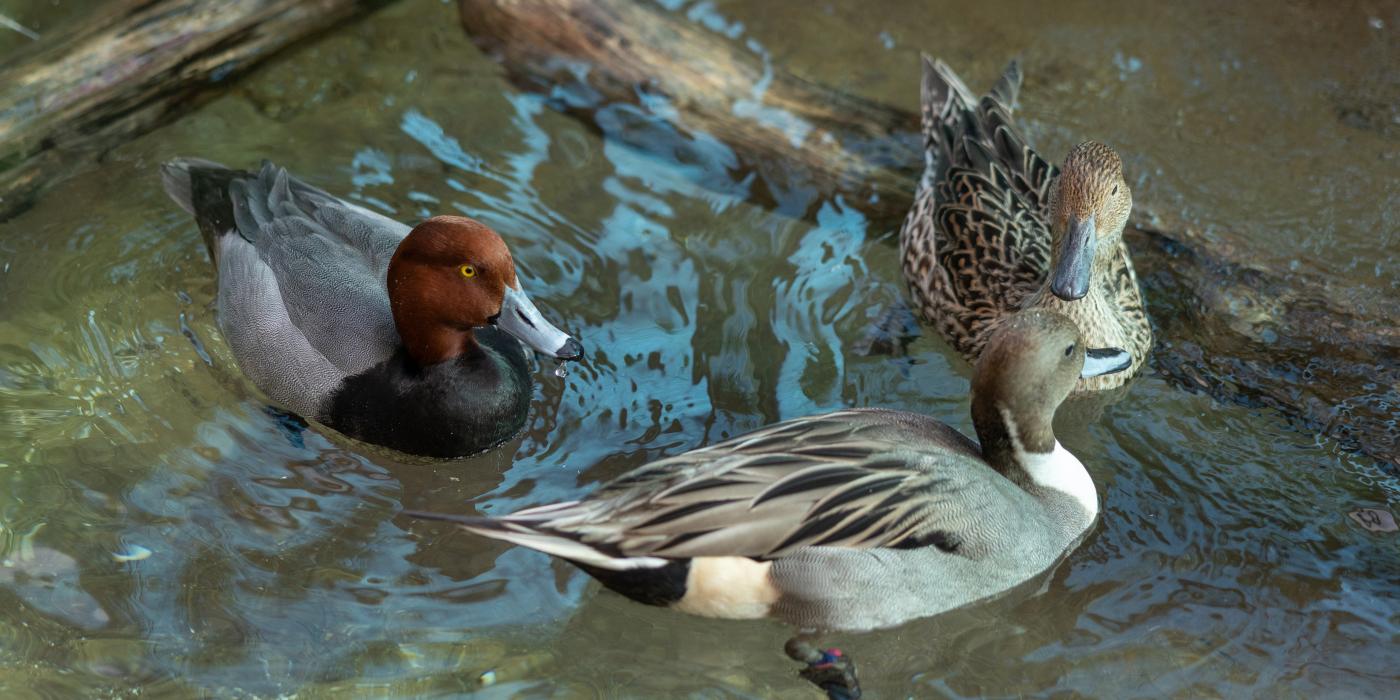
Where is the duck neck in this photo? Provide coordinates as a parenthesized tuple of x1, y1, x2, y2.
(971, 392, 1053, 475)
(970, 392, 1098, 517)
(394, 316, 482, 368)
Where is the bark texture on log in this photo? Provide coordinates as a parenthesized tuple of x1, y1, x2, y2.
(0, 0, 388, 222)
(460, 0, 918, 221)
(458, 0, 1399, 467)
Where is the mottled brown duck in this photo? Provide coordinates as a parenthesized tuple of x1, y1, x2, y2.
(899, 55, 1152, 392)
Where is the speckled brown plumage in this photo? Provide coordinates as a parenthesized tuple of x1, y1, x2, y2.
(899, 56, 1153, 393)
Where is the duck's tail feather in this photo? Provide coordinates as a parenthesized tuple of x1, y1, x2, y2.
(402, 509, 670, 572)
(160, 158, 222, 216)
(917, 57, 1031, 178)
(917, 54, 979, 189)
(919, 54, 978, 126)
(163, 158, 339, 254)
(987, 59, 1022, 116)
(918, 56, 976, 140)
(160, 158, 248, 260)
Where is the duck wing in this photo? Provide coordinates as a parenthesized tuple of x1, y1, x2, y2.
(900, 56, 1059, 358)
(411, 409, 1026, 570)
(163, 160, 407, 413)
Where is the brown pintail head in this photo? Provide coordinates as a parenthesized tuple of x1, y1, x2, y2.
(972, 309, 1084, 415)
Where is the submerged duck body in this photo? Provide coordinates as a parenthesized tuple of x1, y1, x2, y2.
(161, 159, 581, 458)
(899, 56, 1152, 393)
(408, 310, 1130, 632)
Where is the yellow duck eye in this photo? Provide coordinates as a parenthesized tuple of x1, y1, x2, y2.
(460, 264, 477, 278)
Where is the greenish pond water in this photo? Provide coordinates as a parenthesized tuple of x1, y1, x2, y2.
(1, 0, 1396, 697)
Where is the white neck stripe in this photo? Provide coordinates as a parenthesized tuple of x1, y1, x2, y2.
(998, 406, 1099, 517)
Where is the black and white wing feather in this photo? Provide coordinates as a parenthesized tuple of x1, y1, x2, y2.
(410, 409, 1024, 571)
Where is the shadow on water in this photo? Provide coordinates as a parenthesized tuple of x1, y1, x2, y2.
(0, 0, 1395, 697)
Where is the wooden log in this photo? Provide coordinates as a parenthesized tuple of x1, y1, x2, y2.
(0, 0, 390, 221)
(459, 0, 917, 222)
(457, 0, 1399, 467)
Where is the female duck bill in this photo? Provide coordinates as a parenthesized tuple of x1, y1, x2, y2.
(494, 285, 583, 360)
(1051, 214, 1096, 301)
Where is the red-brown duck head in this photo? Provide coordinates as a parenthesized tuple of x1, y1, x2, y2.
(386, 215, 582, 366)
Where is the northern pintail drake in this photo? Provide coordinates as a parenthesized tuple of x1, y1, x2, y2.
(161, 159, 582, 458)
(899, 55, 1152, 393)
(406, 309, 1130, 632)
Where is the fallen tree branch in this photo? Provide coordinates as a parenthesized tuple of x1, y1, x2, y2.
(0, 0, 391, 221)
(458, 0, 1399, 466)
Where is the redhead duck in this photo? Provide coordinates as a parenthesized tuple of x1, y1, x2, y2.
(900, 56, 1152, 393)
(406, 309, 1130, 631)
(161, 159, 581, 458)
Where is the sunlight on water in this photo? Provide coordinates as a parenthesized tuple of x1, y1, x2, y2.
(0, 0, 1395, 697)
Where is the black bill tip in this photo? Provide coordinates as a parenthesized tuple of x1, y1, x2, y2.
(556, 337, 584, 361)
